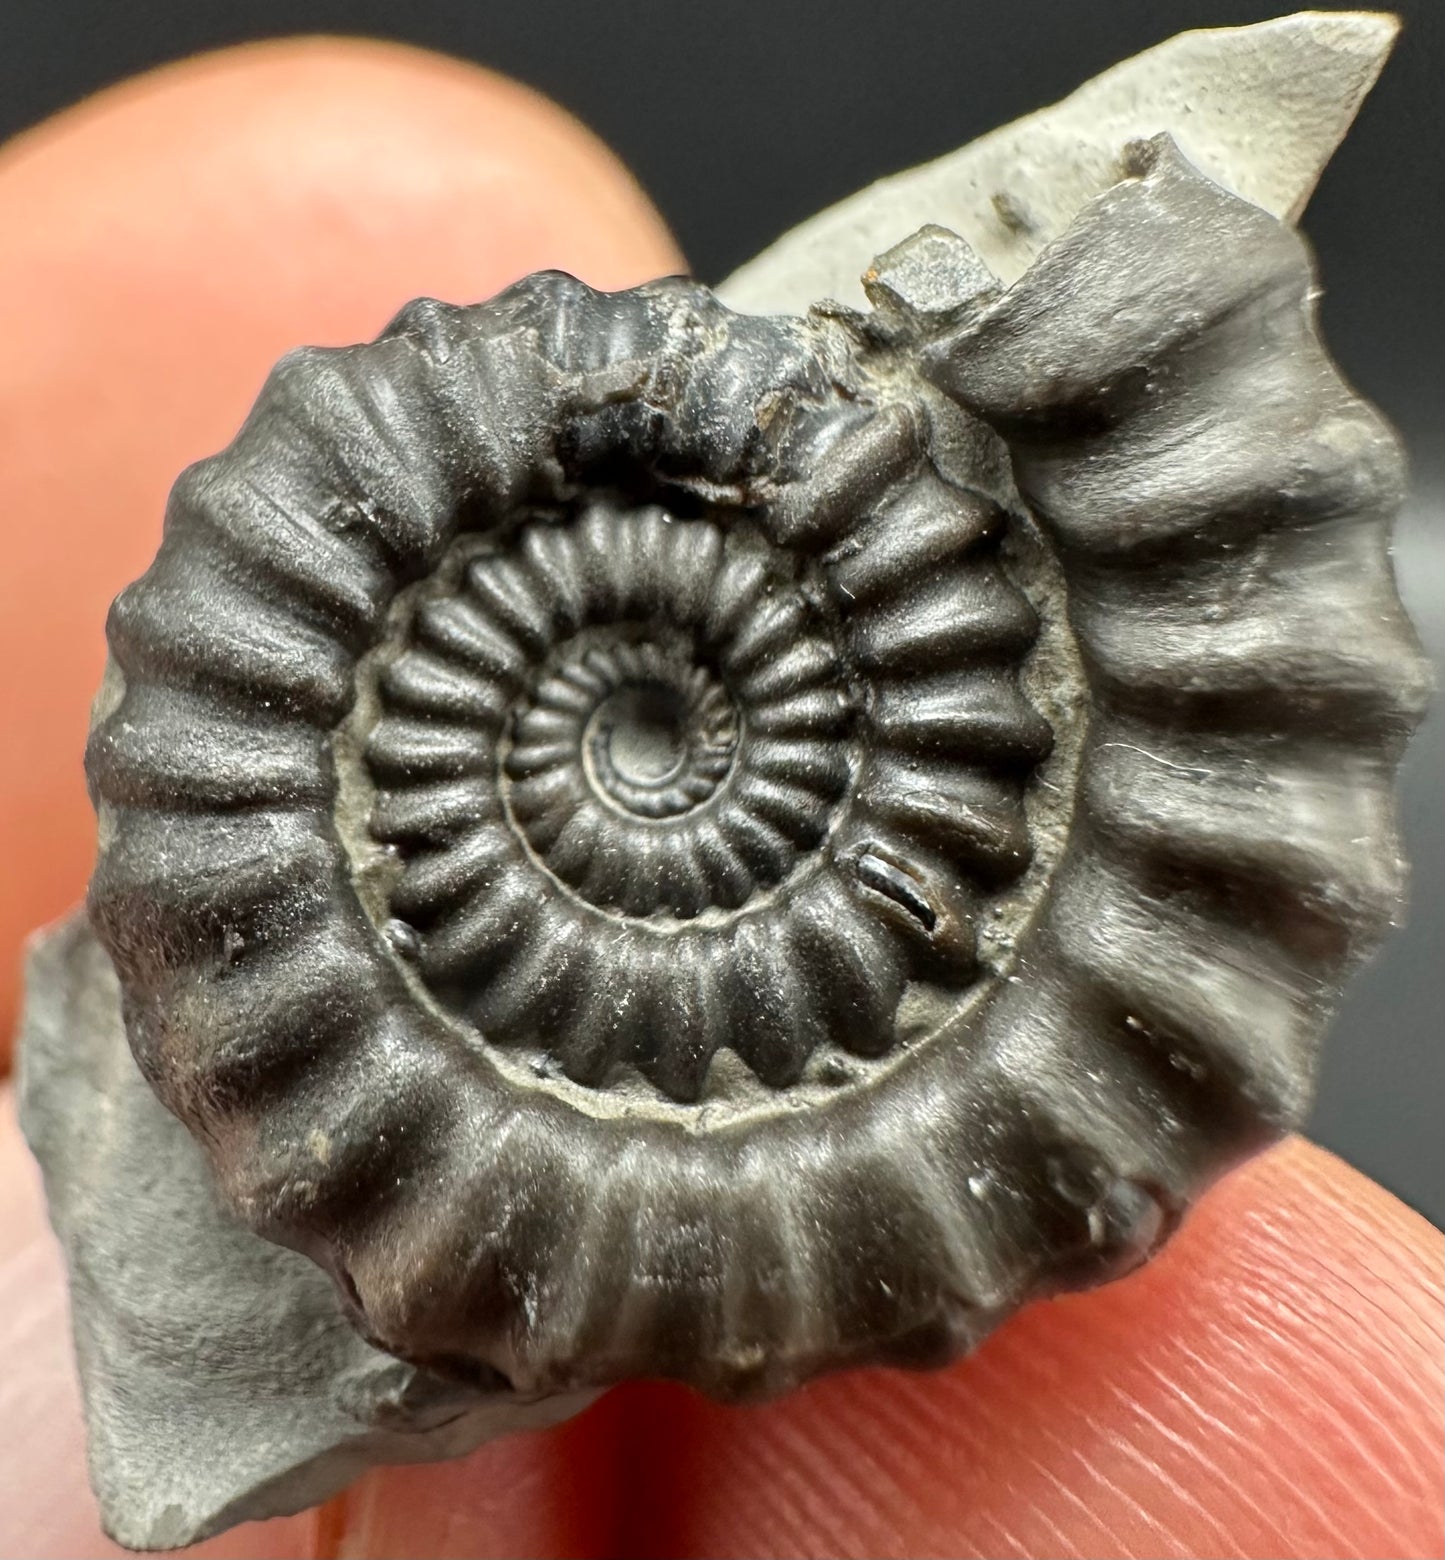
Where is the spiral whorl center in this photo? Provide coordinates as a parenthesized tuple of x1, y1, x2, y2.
(576, 650, 738, 819)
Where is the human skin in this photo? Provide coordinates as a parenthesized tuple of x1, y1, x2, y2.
(0, 39, 1440, 1560)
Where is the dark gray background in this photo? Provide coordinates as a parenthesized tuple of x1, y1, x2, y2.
(4, 1, 1440, 1221)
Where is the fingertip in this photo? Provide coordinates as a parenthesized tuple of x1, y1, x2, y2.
(631, 1139, 1443, 1559)
(0, 35, 681, 296)
(335, 1391, 634, 1559)
(0, 37, 682, 1065)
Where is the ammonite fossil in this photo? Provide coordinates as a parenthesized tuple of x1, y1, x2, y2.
(17, 13, 1432, 1547)
(81, 135, 1428, 1397)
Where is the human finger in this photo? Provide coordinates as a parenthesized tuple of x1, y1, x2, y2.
(624, 1136, 1444, 1559)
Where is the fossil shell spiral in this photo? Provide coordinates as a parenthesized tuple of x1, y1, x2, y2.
(85, 137, 1428, 1397)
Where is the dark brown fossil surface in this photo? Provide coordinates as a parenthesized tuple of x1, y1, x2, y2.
(16, 21, 1430, 1550)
